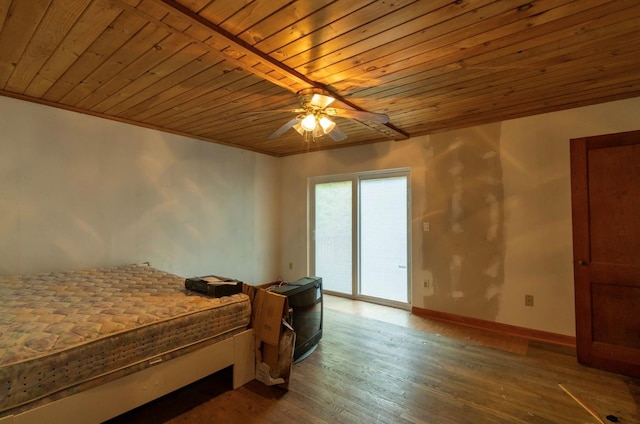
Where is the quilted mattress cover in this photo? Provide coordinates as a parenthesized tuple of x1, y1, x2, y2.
(0, 264, 251, 416)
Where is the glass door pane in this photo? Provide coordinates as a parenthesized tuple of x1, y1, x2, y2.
(359, 176, 408, 302)
(314, 181, 353, 294)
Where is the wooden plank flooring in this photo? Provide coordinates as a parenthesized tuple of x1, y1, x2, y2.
(107, 295, 640, 423)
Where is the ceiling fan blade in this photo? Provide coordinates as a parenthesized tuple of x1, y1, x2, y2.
(269, 117, 300, 139)
(328, 125, 347, 141)
(325, 108, 389, 124)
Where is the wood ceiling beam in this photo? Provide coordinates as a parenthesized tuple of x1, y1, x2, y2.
(157, 0, 315, 93)
(113, 0, 409, 140)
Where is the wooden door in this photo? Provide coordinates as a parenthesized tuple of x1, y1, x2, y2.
(570, 130, 640, 377)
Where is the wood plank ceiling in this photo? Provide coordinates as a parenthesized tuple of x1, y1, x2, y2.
(1, 0, 639, 156)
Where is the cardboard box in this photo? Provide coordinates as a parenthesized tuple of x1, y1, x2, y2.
(242, 283, 295, 389)
(256, 322, 295, 387)
(252, 288, 287, 346)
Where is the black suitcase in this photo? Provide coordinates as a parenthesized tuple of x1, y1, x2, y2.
(185, 275, 243, 297)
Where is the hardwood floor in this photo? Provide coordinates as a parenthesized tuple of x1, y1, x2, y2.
(108, 295, 640, 423)
(324, 296, 531, 355)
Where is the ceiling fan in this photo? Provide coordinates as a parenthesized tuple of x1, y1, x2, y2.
(265, 88, 390, 142)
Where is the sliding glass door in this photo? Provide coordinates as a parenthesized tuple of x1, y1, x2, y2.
(313, 180, 353, 295)
(359, 176, 409, 302)
(310, 169, 410, 307)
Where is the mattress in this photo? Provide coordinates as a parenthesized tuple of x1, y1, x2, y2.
(0, 264, 251, 416)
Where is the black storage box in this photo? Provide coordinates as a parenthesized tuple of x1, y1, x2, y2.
(185, 275, 243, 297)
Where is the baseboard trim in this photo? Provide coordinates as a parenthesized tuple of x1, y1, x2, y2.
(411, 306, 576, 347)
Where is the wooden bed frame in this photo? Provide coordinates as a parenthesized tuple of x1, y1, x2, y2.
(0, 329, 255, 424)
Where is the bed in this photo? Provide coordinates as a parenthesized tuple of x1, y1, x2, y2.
(0, 263, 254, 424)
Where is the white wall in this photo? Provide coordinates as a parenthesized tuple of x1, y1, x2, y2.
(3, 93, 639, 336)
(497, 97, 640, 335)
(279, 96, 640, 336)
(0, 96, 281, 283)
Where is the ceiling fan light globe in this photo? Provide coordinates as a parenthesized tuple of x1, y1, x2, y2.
(301, 114, 317, 131)
(292, 121, 305, 135)
(319, 116, 336, 134)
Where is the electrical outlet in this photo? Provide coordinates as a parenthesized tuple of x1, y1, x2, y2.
(423, 279, 430, 289)
(525, 294, 534, 307)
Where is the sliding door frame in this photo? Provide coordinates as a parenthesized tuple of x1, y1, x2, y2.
(308, 168, 411, 309)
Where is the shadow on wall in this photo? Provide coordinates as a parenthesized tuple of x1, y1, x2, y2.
(422, 124, 505, 321)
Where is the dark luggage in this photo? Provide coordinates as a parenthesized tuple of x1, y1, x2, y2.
(185, 275, 243, 297)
